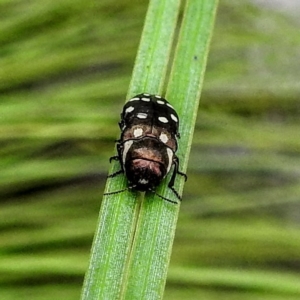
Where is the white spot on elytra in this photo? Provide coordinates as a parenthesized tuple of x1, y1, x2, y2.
(166, 148, 174, 173)
(122, 140, 133, 164)
(133, 127, 143, 137)
(143, 93, 150, 96)
(129, 97, 139, 101)
(166, 103, 174, 109)
(137, 113, 147, 119)
(155, 95, 162, 98)
(159, 133, 168, 143)
(158, 116, 168, 123)
(157, 100, 165, 105)
(170, 114, 178, 122)
(125, 106, 134, 114)
(141, 97, 150, 102)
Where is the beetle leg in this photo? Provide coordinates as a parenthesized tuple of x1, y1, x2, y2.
(167, 156, 187, 200)
(109, 155, 119, 163)
(107, 142, 125, 178)
(168, 156, 187, 187)
(152, 191, 179, 204)
(168, 185, 182, 201)
(177, 170, 187, 181)
(173, 156, 187, 181)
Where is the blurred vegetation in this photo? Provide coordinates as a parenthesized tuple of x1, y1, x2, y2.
(1, 0, 300, 299)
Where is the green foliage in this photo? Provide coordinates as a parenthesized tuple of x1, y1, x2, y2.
(82, 0, 218, 299)
(1, 0, 300, 299)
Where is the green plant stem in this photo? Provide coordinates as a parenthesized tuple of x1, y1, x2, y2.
(81, 0, 182, 299)
(128, 0, 182, 96)
(81, 0, 218, 299)
(123, 1, 218, 298)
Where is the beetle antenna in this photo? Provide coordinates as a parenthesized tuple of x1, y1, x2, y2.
(169, 187, 182, 201)
(104, 184, 137, 197)
(150, 190, 179, 204)
(104, 187, 129, 196)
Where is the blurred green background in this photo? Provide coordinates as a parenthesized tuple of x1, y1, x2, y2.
(1, 0, 300, 299)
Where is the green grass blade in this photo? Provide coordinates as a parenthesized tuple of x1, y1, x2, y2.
(81, 0, 182, 299)
(123, 0, 218, 299)
(128, 0, 181, 96)
(167, 0, 219, 175)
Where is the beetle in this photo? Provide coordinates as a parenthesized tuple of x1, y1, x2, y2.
(104, 93, 187, 203)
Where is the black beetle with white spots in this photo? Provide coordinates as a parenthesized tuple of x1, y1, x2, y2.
(105, 93, 187, 204)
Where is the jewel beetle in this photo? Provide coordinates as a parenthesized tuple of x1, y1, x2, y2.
(105, 93, 187, 203)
